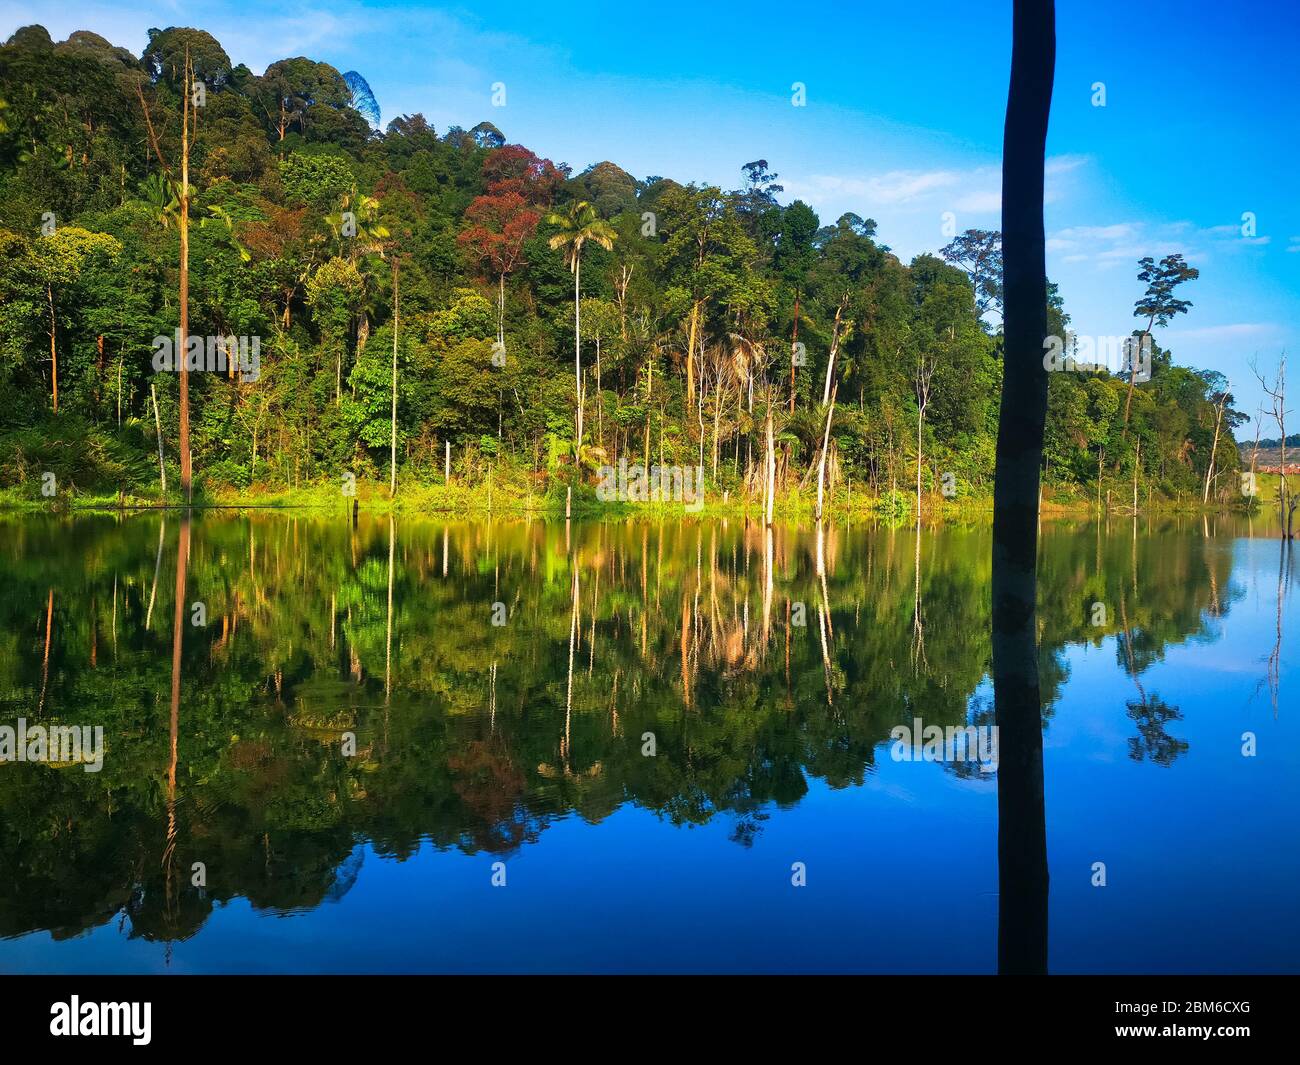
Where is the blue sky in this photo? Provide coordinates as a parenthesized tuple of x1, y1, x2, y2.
(6, 0, 1296, 433)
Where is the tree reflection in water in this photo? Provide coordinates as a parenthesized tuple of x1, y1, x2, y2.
(0, 512, 1245, 949)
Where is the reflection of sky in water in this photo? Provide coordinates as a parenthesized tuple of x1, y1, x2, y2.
(0, 519, 1295, 973)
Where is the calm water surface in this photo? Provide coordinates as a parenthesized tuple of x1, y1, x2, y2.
(0, 512, 1295, 973)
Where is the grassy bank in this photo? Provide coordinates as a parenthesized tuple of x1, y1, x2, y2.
(0, 476, 1261, 524)
(0, 417, 1261, 521)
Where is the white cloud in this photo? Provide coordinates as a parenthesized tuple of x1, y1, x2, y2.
(953, 189, 1000, 212)
(788, 153, 1087, 220)
(1167, 323, 1277, 343)
(1045, 217, 1273, 272)
(1045, 154, 1088, 176)
(789, 168, 961, 207)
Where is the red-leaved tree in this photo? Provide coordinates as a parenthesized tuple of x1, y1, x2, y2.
(458, 190, 540, 346)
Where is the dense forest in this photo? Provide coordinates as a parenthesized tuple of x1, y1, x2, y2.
(0, 24, 1252, 513)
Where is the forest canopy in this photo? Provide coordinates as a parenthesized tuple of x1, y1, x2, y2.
(0, 24, 1248, 509)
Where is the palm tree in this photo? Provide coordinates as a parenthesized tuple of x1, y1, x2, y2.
(327, 189, 389, 353)
(547, 201, 616, 459)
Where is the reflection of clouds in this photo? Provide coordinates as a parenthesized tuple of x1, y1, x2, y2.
(860, 776, 918, 804)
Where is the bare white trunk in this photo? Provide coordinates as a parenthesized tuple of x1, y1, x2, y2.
(816, 384, 837, 522)
(151, 383, 167, 494)
(764, 408, 776, 526)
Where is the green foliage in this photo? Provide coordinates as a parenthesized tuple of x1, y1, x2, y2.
(0, 513, 1237, 940)
(0, 24, 1244, 509)
(279, 152, 354, 209)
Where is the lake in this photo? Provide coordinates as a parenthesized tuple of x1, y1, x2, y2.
(0, 511, 1295, 973)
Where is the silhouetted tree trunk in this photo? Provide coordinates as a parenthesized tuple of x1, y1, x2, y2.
(993, 0, 1054, 977)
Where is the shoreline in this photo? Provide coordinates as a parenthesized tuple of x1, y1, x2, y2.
(0, 484, 1261, 520)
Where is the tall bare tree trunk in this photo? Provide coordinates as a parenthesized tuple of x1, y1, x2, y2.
(1133, 439, 1141, 513)
(178, 51, 193, 503)
(38, 589, 53, 713)
(916, 397, 924, 521)
(993, 0, 1055, 977)
(686, 299, 699, 406)
(497, 271, 505, 346)
(764, 406, 776, 526)
(151, 383, 167, 494)
(789, 291, 800, 414)
(643, 351, 653, 473)
(385, 514, 395, 699)
(822, 298, 846, 406)
(816, 385, 837, 523)
(390, 258, 400, 498)
(574, 258, 583, 454)
(168, 513, 190, 802)
(1202, 392, 1225, 505)
(47, 286, 58, 412)
(1122, 317, 1154, 430)
(712, 380, 722, 478)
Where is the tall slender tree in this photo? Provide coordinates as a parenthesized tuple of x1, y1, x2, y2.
(136, 47, 198, 500)
(992, 0, 1054, 977)
(390, 256, 400, 498)
(546, 200, 616, 458)
(1124, 253, 1198, 427)
(459, 189, 540, 347)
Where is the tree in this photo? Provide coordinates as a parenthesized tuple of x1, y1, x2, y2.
(992, 0, 1054, 977)
(1125, 253, 1198, 426)
(280, 153, 354, 210)
(251, 57, 350, 145)
(481, 144, 565, 206)
(326, 188, 389, 350)
(1199, 373, 1231, 504)
(307, 257, 366, 404)
(737, 159, 783, 233)
(142, 27, 231, 91)
(390, 257, 401, 496)
(136, 46, 199, 500)
(580, 297, 621, 451)
(572, 161, 638, 218)
(546, 200, 616, 458)
(459, 189, 540, 346)
(815, 298, 849, 521)
(30, 227, 121, 412)
(940, 229, 1003, 317)
(0, 19, 1252, 513)
(1253, 355, 1297, 540)
(657, 184, 757, 409)
(775, 200, 820, 413)
(469, 121, 505, 149)
(914, 343, 936, 521)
